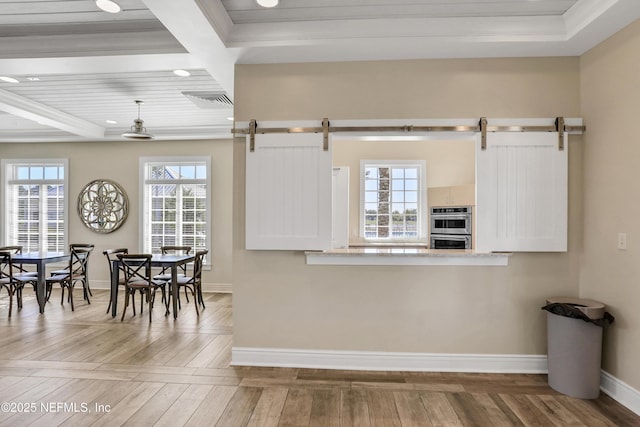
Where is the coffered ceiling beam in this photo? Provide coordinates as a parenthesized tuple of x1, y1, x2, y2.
(143, 0, 240, 98)
(0, 53, 202, 76)
(0, 88, 105, 139)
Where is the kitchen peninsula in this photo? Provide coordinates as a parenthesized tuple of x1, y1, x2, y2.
(305, 247, 510, 266)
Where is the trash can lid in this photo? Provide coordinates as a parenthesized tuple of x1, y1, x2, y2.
(546, 297, 605, 320)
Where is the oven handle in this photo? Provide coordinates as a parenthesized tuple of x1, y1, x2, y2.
(431, 234, 470, 238)
(431, 214, 470, 220)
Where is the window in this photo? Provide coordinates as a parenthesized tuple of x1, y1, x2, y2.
(360, 160, 427, 241)
(1, 159, 68, 252)
(140, 157, 210, 261)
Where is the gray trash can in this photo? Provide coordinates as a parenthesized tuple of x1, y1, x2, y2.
(543, 297, 613, 399)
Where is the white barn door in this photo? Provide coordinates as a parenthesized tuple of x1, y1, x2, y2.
(246, 133, 333, 250)
(476, 132, 568, 252)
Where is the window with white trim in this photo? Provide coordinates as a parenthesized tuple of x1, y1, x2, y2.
(1, 159, 68, 252)
(140, 157, 210, 260)
(360, 160, 427, 241)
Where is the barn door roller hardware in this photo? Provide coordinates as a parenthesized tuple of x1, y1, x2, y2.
(248, 119, 257, 152)
(555, 117, 565, 150)
(236, 117, 584, 152)
(247, 118, 329, 152)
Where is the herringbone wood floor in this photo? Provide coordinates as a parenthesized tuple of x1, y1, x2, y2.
(0, 289, 638, 426)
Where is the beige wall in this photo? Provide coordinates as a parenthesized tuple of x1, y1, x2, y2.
(1, 29, 637, 391)
(0, 139, 234, 289)
(333, 138, 475, 243)
(580, 20, 640, 390)
(233, 58, 583, 354)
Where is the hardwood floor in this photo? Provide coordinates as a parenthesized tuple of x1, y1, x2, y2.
(0, 289, 638, 426)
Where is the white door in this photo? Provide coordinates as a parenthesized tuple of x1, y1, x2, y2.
(476, 132, 568, 252)
(246, 132, 333, 250)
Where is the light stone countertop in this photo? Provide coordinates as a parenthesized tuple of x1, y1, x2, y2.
(305, 248, 511, 266)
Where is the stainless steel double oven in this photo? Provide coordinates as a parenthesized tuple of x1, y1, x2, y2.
(429, 206, 472, 250)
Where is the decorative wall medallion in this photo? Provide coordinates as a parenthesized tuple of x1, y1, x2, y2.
(77, 179, 129, 233)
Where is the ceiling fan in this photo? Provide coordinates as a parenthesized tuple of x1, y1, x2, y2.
(122, 100, 154, 140)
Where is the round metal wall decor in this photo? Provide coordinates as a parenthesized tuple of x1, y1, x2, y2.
(77, 179, 129, 233)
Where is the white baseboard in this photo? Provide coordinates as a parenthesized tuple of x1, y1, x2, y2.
(232, 347, 640, 415)
(203, 283, 232, 293)
(89, 280, 232, 294)
(601, 371, 640, 416)
(231, 347, 547, 373)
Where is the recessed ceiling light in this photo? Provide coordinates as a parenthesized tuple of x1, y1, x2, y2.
(256, 0, 278, 7)
(227, 117, 234, 121)
(0, 76, 19, 83)
(95, 0, 121, 13)
(105, 120, 117, 124)
(173, 69, 191, 77)
(26, 76, 40, 81)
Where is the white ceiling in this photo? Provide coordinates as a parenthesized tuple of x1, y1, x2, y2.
(1, 0, 639, 143)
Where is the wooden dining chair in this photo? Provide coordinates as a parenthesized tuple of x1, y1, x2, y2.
(175, 250, 208, 315)
(118, 254, 168, 323)
(102, 248, 128, 314)
(0, 251, 36, 317)
(153, 245, 192, 280)
(45, 247, 92, 311)
(50, 243, 95, 302)
(0, 246, 37, 277)
(153, 245, 192, 306)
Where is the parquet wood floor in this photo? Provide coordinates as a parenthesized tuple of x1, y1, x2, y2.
(0, 289, 638, 426)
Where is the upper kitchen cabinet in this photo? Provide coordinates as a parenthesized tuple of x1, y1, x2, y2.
(428, 184, 475, 207)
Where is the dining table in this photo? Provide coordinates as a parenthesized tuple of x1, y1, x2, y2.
(11, 251, 70, 314)
(110, 253, 195, 319)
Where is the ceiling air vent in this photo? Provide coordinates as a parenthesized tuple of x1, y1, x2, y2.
(182, 91, 233, 109)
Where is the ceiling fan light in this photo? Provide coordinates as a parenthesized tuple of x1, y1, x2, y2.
(122, 131, 154, 140)
(122, 101, 154, 140)
(256, 0, 278, 8)
(96, 0, 122, 13)
(122, 119, 154, 140)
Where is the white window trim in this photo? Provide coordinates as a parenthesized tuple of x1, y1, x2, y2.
(359, 159, 427, 243)
(1, 158, 69, 251)
(139, 156, 211, 266)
